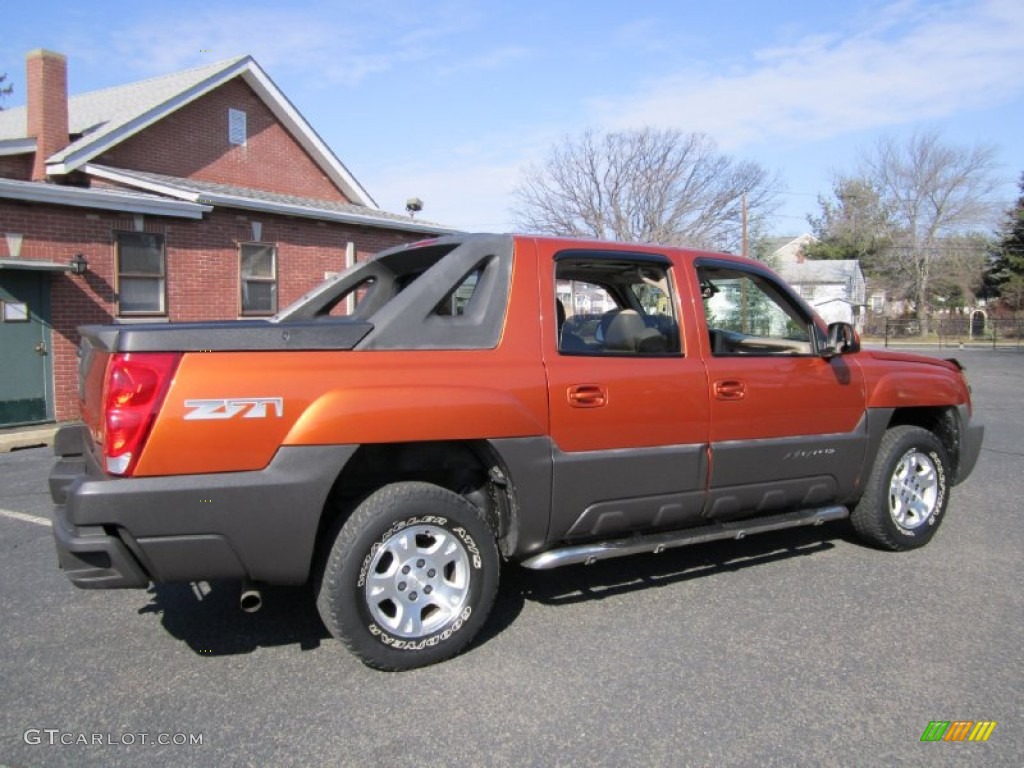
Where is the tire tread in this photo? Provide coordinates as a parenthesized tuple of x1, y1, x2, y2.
(316, 481, 499, 670)
(851, 425, 948, 551)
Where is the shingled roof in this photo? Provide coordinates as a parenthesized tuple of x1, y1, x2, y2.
(87, 164, 455, 234)
(776, 259, 863, 285)
(0, 55, 376, 207)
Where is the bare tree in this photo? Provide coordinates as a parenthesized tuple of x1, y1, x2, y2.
(512, 128, 781, 252)
(858, 130, 1001, 334)
(931, 233, 992, 311)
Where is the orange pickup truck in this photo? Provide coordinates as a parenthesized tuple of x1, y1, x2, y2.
(49, 233, 983, 669)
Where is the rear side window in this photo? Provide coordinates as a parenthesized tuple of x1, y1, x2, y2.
(555, 253, 681, 356)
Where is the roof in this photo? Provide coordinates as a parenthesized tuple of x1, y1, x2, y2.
(0, 56, 376, 207)
(86, 164, 456, 235)
(769, 234, 818, 263)
(777, 259, 863, 285)
(0, 177, 210, 218)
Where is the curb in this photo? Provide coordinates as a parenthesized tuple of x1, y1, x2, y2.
(0, 425, 58, 453)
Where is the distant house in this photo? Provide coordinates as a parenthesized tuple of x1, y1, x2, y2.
(771, 235, 867, 329)
(0, 50, 453, 427)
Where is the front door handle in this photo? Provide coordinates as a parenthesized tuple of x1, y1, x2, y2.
(714, 379, 746, 400)
(567, 384, 608, 408)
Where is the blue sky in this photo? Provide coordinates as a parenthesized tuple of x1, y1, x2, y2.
(3, 0, 1023, 236)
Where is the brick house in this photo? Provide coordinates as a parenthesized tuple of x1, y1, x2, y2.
(0, 50, 453, 427)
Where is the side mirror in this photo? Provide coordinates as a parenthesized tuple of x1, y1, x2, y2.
(823, 322, 860, 358)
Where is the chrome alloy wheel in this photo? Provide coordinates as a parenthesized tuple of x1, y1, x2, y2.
(887, 449, 939, 531)
(364, 524, 472, 638)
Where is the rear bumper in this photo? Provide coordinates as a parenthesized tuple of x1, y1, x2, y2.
(49, 424, 356, 589)
(51, 502, 149, 588)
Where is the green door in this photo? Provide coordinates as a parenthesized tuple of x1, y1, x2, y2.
(0, 270, 54, 426)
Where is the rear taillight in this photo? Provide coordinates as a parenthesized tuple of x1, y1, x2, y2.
(100, 352, 181, 476)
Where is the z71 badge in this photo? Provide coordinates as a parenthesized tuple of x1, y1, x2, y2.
(183, 397, 284, 420)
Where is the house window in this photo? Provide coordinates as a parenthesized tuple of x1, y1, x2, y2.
(116, 231, 166, 315)
(795, 284, 815, 301)
(240, 243, 277, 315)
(229, 108, 247, 146)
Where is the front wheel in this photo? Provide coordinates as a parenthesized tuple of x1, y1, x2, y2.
(316, 481, 499, 670)
(851, 426, 951, 551)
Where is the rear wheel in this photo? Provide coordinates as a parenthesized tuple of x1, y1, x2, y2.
(316, 481, 499, 670)
(851, 426, 951, 551)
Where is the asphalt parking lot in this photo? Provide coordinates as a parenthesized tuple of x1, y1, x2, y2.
(1, 347, 1021, 767)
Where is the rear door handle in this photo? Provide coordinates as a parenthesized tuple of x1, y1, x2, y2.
(567, 384, 608, 408)
(714, 379, 746, 400)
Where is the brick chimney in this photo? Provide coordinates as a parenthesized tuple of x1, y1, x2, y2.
(26, 49, 69, 181)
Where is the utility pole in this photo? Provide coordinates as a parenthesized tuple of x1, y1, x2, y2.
(741, 192, 748, 259)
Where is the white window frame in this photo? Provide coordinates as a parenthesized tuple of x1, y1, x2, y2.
(239, 242, 277, 316)
(115, 231, 167, 316)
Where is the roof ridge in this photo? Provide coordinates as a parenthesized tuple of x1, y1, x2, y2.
(68, 55, 250, 102)
(0, 56, 250, 122)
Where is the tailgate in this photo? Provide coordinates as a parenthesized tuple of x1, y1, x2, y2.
(76, 330, 112, 445)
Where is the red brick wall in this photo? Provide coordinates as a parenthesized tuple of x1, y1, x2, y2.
(1, 198, 426, 421)
(0, 155, 34, 180)
(95, 79, 348, 202)
(26, 50, 69, 181)
(0, 203, 118, 421)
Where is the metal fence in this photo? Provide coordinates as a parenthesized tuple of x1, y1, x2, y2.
(862, 316, 1024, 349)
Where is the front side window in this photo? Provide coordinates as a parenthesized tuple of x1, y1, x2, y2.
(116, 231, 166, 315)
(700, 264, 815, 355)
(555, 254, 680, 355)
(240, 243, 277, 315)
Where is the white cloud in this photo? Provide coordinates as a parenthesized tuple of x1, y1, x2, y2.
(595, 0, 1024, 149)
(78, 1, 483, 87)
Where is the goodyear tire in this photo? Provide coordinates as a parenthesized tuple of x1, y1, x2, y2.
(316, 481, 499, 670)
(851, 426, 951, 551)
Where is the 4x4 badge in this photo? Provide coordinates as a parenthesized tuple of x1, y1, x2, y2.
(184, 397, 284, 420)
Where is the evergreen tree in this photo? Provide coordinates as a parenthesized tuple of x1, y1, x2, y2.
(804, 177, 894, 272)
(987, 172, 1024, 311)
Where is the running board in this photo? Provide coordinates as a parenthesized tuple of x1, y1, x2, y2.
(520, 505, 850, 570)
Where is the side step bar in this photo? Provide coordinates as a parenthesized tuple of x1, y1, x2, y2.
(520, 505, 849, 570)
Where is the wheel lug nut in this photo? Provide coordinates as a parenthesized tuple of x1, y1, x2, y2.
(402, 565, 411, 575)
(417, 559, 425, 568)
(398, 582, 406, 591)
(409, 592, 418, 601)
(424, 585, 433, 595)
(428, 569, 436, 578)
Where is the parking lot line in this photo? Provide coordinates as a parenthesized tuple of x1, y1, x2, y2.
(0, 508, 51, 527)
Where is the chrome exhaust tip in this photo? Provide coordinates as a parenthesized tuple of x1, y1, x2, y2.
(240, 582, 263, 613)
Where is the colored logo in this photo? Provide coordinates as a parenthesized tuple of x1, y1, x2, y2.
(920, 721, 996, 742)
